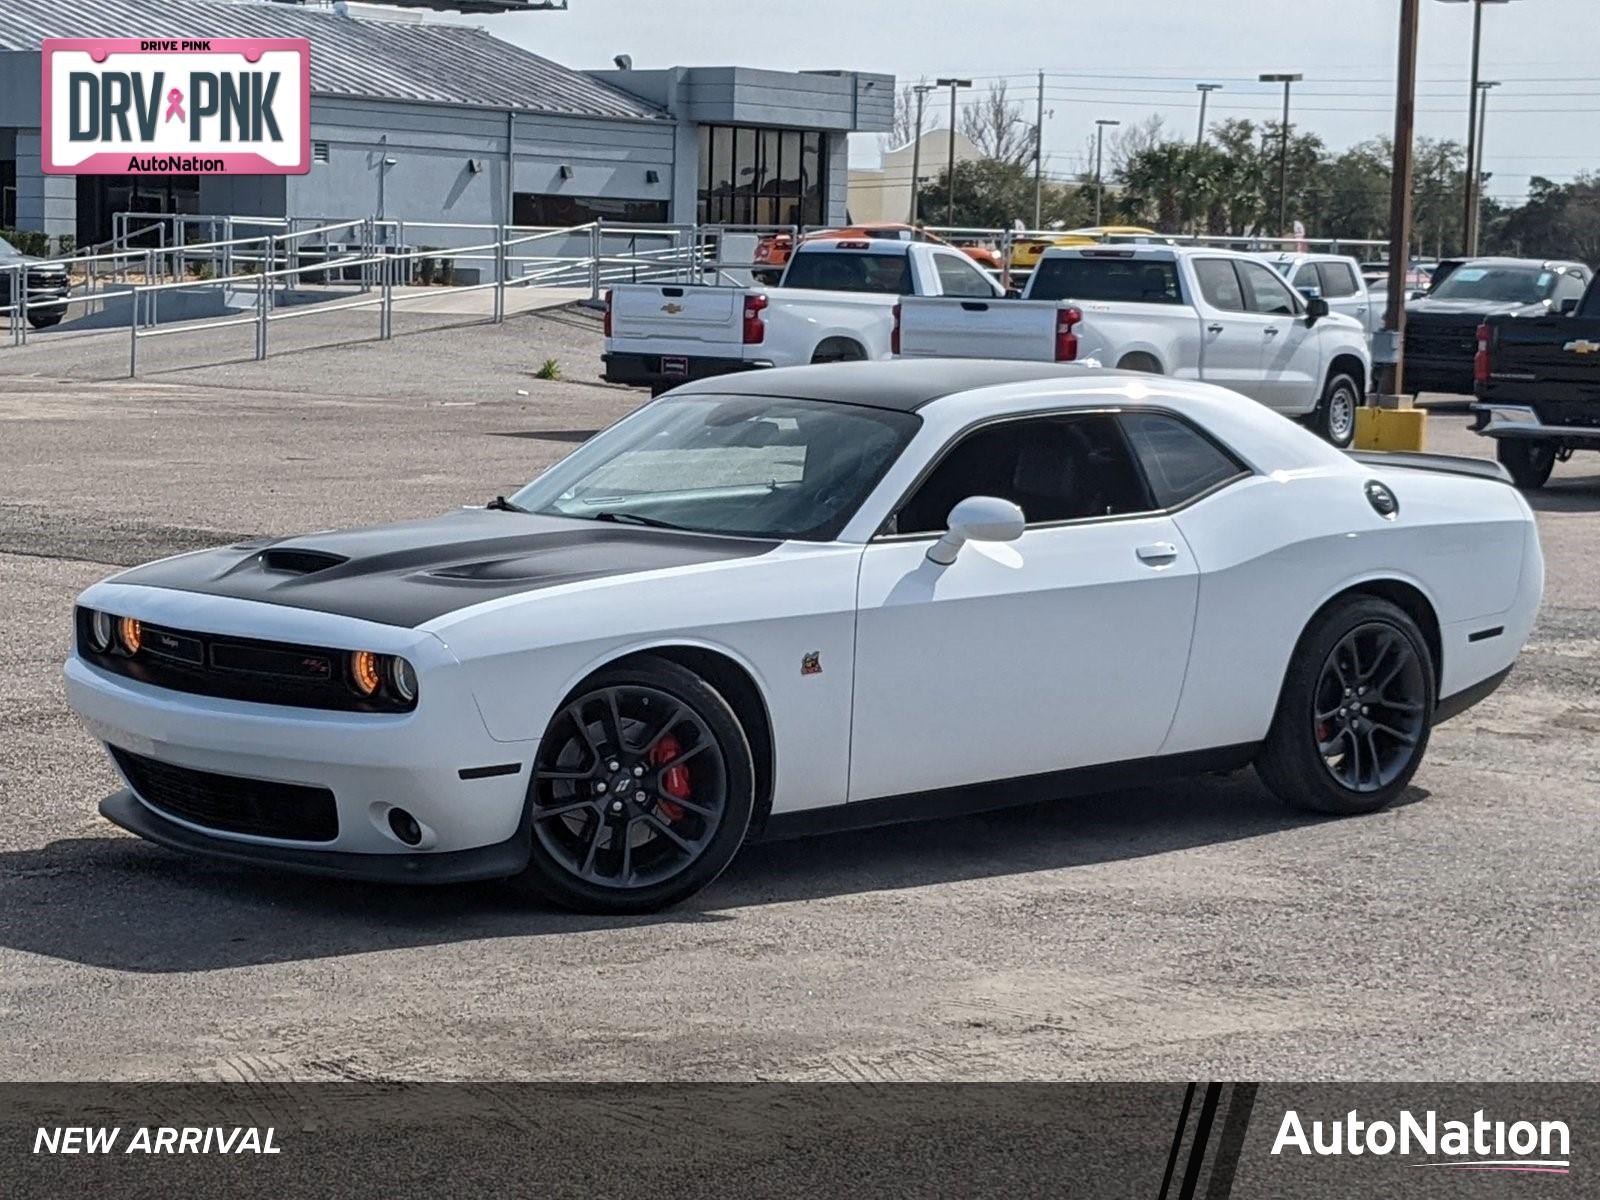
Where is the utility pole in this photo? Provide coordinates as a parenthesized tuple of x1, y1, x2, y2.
(936, 77, 972, 227)
(1094, 118, 1120, 227)
(908, 83, 934, 225)
(1195, 83, 1222, 148)
(1380, 0, 1421, 398)
(1259, 73, 1303, 237)
(1436, 0, 1517, 256)
(1033, 70, 1046, 229)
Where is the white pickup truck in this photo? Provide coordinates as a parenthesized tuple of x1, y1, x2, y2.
(602, 238, 1005, 395)
(895, 245, 1372, 446)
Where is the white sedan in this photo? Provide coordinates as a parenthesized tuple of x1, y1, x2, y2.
(66, 361, 1542, 913)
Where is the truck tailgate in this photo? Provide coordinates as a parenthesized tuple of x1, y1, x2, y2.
(611, 285, 745, 347)
(1490, 315, 1600, 394)
(897, 297, 1059, 361)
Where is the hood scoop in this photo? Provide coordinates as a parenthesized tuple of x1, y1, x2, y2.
(259, 547, 351, 575)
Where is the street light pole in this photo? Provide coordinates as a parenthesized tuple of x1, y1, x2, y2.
(1473, 80, 1501, 248)
(1034, 69, 1046, 229)
(935, 77, 972, 227)
(1195, 83, 1222, 149)
(1380, 0, 1422, 399)
(1435, 0, 1516, 256)
(1259, 73, 1303, 237)
(908, 83, 934, 225)
(1094, 118, 1120, 227)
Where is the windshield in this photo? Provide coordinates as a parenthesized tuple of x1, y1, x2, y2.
(1029, 256, 1182, 304)
(781, 252, 914, 295)
(510, 395, 920, 541)
(1429, 265, 1554, 305)
(0, 235, 15, 257)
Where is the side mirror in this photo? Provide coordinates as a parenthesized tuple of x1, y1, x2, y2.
(926, 496, 1026, 565)
(1305, 296, 1330, 325)
(1409, 289, 1428, 301)
(1005, 287, 1023, 300)
(1561, 297, 1580, 315)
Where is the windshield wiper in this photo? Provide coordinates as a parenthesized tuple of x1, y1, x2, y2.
(485, 495, 530, 513)
(591, 510, 689, 531)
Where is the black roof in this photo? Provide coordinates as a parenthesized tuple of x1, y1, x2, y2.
(670, 361, 1117, 412)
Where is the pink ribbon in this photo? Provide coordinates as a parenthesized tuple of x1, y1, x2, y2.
(164, 88, 185, 123)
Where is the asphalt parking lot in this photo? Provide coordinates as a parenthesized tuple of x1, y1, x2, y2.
(2, 309, 1597, 1082)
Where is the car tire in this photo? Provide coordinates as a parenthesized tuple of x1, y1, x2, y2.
(26, 309, 64, 330)
(1255, 595, 1436, 816)
(1313, 371, 1361, 448)
(1496, 439, 1556, 490)
(509, 656, 755, 914)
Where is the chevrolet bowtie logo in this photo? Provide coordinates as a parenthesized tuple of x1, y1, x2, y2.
(1563, 339, 1600, 355)
(661, 302, 684, 315)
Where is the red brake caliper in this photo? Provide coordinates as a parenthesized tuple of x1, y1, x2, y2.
(650, 734, 690, 822)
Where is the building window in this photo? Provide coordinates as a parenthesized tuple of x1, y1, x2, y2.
(513, 194, 669, 227)
(696, 125, 827, 229)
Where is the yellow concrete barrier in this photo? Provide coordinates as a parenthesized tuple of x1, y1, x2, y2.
(1353, 406, 1426, 452)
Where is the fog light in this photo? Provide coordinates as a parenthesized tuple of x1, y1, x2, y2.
(388, 807, 423, 846)
(89, 610, 115, 652)
(350, 650, 381, 696)
(388, 656, 418, 703)
(117, 616, 142, 655)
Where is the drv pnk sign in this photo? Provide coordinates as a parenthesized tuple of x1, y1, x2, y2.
(42, 38, 310, 175)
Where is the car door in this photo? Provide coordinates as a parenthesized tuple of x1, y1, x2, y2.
(1191, 257, 1268, 399)
(1237, 258, 1323, 414)
(848, 412, 1199, 802)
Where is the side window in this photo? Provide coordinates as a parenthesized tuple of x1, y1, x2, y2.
(933, 252, 997, 298)
(1292, 263, 1320, 292)
(891, 415, 1152, 535)
(1120, 411, 1248, 508)
(1194, 259, 1245, 312)
(1237, 259, 1300, 316)
(1318, 262, 1361, 298)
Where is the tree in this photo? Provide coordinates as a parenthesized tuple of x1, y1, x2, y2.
(960, 81, 1035, 167)
(917, 160, 1091, 230)
(882, 78, 930, 153)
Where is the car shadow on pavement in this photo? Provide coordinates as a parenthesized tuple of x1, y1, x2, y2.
(0, 772, 1428, 974)
(1526, 472, 1600, 512)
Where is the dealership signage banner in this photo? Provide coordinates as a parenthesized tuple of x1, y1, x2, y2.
(42, 38, 310, 175)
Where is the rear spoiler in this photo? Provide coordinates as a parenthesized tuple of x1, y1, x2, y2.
(1347, 450, 1512, 484)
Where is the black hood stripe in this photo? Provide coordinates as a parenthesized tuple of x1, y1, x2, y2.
(109, 510, 778, 628)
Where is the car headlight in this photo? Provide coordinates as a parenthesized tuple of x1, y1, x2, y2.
(117, 616, 142, 655)
(389, 656, 418, 703)
(88, 609, 115, 653)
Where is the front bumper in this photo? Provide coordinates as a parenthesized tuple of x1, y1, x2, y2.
(66, 647, 535, 875)
(1402, 357, 1475, 396)
(602, 351, 769, 390)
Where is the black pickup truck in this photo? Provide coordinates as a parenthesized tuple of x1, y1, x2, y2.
(1405, 257, 1592, 397)
(1473, 269, 1600, 488)
(0, 233, 70, 330)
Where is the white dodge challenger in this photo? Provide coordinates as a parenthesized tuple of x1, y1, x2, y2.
(66, 361, 1542, 913)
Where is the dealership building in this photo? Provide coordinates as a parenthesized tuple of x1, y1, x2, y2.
(0, 0, 893, 246)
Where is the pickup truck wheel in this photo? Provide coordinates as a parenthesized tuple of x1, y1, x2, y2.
(1314, 372, 1360, 448)
(1496, 440, 1556, 490)
(811, 339, 866, 364)
(26, 310, 64, 330)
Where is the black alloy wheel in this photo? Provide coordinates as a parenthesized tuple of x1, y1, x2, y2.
(512, 657, 754, 913)
(1312, 623, 1429, 794)
(1256, 595, 1436, 815)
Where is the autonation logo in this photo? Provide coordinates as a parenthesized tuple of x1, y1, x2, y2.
(1272, 1108, 1571, 1174)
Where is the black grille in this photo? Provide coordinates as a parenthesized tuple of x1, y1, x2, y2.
(1406, 322, 1479, 361)
(112, 747, 339, 842)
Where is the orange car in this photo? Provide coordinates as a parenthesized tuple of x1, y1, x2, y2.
(753, 224, 1004, 283)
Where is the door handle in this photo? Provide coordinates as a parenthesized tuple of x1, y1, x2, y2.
(1207, 323, 1225, 334)
(1136, 542, 1179, 566)
(1264, 326, 1280, 337)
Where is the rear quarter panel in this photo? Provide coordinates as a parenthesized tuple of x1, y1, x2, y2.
(1163, 468, 1533, 754)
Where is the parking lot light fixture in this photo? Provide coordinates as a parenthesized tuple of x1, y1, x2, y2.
(1259, 73, 1303, 239)
(1195, 83, 1223, 148)
(935, 78, 972, 226)
(1094, 118, 1120, 227)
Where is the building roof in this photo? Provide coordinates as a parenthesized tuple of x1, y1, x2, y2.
(0, 0, 666, 121)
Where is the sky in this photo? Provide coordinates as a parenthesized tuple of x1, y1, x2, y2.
(462, 0, 1600, 207)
